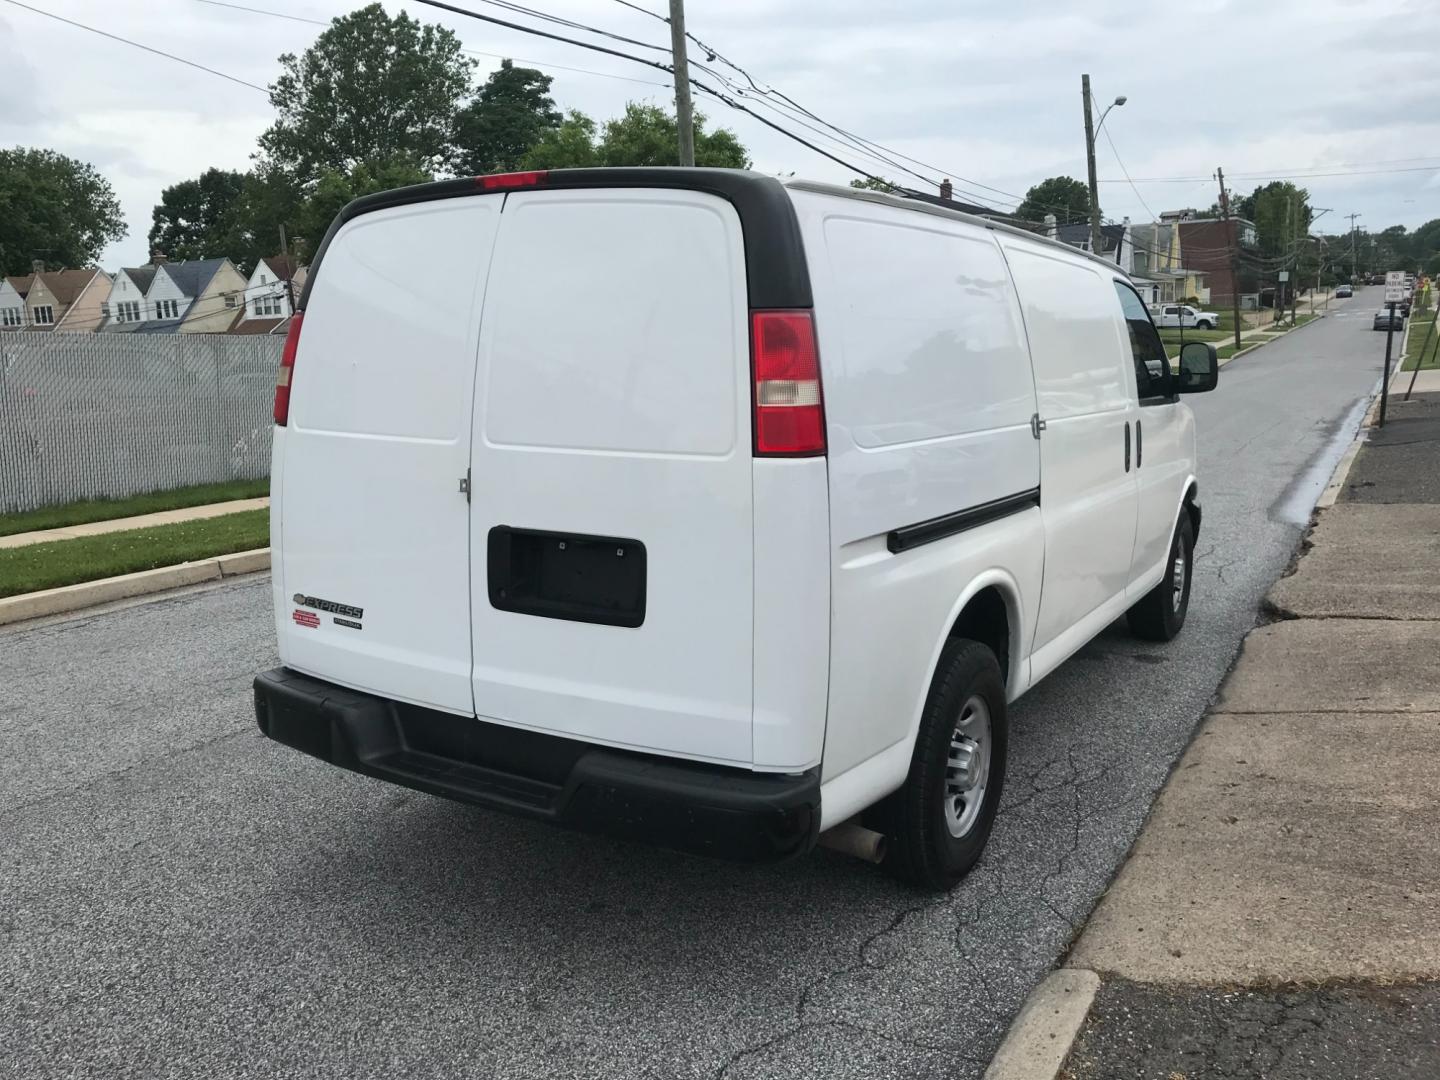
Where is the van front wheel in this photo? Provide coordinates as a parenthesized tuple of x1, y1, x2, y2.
(880, 639, 1008, 891)
(1127, 511, 1194, 641)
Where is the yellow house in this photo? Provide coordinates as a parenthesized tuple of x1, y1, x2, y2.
(12, 268, 112, 331)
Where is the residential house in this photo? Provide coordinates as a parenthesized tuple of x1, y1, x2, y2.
(1128, 222, 1209, 305)
(100, 265, 159, 331)
(1055, 220, 1131, 267)
(231, 255, 305, 335)
(1176, 217, 1259, 306)
(8, 267, 111, 331)
(137, 257, 246, 334)
(1, 276, 26, 330)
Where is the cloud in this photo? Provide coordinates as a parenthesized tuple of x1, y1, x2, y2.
(7, 0, 1439, 270)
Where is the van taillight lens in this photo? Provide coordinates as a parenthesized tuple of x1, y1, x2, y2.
(477, 170, 548, 191)
(273, 311, 303, 426)
(751, 310, 825, 456)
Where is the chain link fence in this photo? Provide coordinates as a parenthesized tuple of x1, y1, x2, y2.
(0, 333, 281, 514)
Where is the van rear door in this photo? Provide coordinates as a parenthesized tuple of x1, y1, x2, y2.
(468, 188, 756, 766)
(276, 196, 500, 714)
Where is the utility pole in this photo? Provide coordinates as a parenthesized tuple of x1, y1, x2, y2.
(1082, 74, 1102, 256)
(1217, 167, 1242, 352)
(1346, 212, 1361, 281)
(667, 0, 695, 166)
(278, 225, 297, 313)
(1296, 197, 1307, 325)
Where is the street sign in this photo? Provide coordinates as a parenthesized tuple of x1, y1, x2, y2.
(1278, 271, 1290, 282)
(1386, 285, 1407, 302)
(1386, 270, 1406, 287)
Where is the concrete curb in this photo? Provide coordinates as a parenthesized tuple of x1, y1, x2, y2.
(982, 968, 1100, 1080)
(0, 548, 269, 627)
(1317, 429, 1368, 510)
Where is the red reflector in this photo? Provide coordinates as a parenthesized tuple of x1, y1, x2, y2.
(476, 170, 549, 191)
(751, 310, 825, 456)
(273, 310, 303, 426)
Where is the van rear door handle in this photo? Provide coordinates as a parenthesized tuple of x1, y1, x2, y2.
(1124, 421, 1131, 472)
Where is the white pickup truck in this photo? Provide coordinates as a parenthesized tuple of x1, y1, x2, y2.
(1153, 303, 1220, 330)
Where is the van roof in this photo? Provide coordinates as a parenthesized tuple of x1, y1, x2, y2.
(299, 168, 813, 311)
(299, 169, 1126, 314)
(782, 178, 1129, 273)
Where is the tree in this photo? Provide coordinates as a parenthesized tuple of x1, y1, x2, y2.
(0, 147, 126, 275)
(258, 3, 474, 180)
(850, 177, 900, 192)
(522, 111, 599, 170)
(1014, 176, 1090, 224)
(454, 60, 561, 175)
(523, 104, 749, 170)
(294, 157, 434, 255)
(230, 166, 306, 270)
(1243, 181, 1311, 256)
(598, 104, 749, 168)
(148, 168, 247, 266)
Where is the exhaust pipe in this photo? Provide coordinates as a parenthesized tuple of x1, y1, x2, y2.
(818, 821, 887, 864)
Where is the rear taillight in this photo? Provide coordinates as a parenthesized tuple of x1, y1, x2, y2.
(751, 310, 825, 456)
(273, 311, 303, 426)
(477, 170, 548, 191)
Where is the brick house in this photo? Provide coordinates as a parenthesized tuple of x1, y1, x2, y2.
(1176, 218, 1259, 306)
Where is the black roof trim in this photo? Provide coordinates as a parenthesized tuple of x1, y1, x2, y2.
(298, 168, 812, 310)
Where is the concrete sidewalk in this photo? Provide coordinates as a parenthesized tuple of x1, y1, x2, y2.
(0, 497, 268, 550)
(1057, 394, 1440, 1077)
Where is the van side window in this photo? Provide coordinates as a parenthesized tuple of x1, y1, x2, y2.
(1113, 281, 1171, 401)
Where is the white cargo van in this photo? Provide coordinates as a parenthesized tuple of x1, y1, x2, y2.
(255, 169, 1217, 889)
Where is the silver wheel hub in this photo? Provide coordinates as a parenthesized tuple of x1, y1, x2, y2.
(944, 694, 992, 839)
(1172, 545, 1187, 612)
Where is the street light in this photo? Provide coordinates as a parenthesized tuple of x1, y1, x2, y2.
(1096, 94, 1127, 135)
(1083, 77, 1127, 256)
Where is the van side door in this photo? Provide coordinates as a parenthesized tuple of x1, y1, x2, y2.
(1112, 279, 1195, 596)
(1001, 245, 1139, 670)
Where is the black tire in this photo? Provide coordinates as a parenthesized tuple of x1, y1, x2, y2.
(880, 639, 1008, 891)
(1127, 510, 1194, 641)
(1195, 320, 1214, 330)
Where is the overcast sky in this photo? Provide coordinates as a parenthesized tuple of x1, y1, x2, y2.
(5, 0, 1438, 269)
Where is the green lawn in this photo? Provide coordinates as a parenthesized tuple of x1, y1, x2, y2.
(0, 479, 268, 538)
(1400, 308, 1440, 371)
(1159, 327, 1231, 345)
(0, 510, 270, 598)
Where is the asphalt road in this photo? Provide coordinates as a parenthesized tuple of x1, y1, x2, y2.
(0, 290, 1391, 1080)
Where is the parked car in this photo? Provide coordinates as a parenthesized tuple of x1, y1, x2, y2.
(1375, 309, 1406, 331)
(253, 169, 1219, 891)
(1334, 284, 1353, 298)
(1154, 303, 1221, 330)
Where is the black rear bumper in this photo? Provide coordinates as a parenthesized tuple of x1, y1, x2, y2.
(253, 667, 819, 863)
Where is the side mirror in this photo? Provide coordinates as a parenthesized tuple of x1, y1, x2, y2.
(1177, 341, 1219, 394)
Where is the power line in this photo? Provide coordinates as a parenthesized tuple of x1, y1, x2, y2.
(1100, 164, 1440, 183)
(2, 0, 269, 94)
(1099, 123, 1157, 223)
(461, 0, 670, 54)
(406, 0, 898, 187)
(194, 0, 673, 87)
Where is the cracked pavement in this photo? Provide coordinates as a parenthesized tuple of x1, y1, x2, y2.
(0, 293, 1389, 1079)
(1065, 978, 1440, 1079)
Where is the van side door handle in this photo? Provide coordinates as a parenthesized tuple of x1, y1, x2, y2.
(1136, 419, 1143, 468)
(1124, 421, 1131, 472)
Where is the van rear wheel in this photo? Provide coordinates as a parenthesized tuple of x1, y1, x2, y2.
(880, 639, 1007, 891)
(1127, 511, 1194, 641)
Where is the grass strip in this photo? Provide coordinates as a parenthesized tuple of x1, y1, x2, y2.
(0, 510, 269, 598)
(1400, 308, 1439, 371)
(0, 479, 268, 538)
